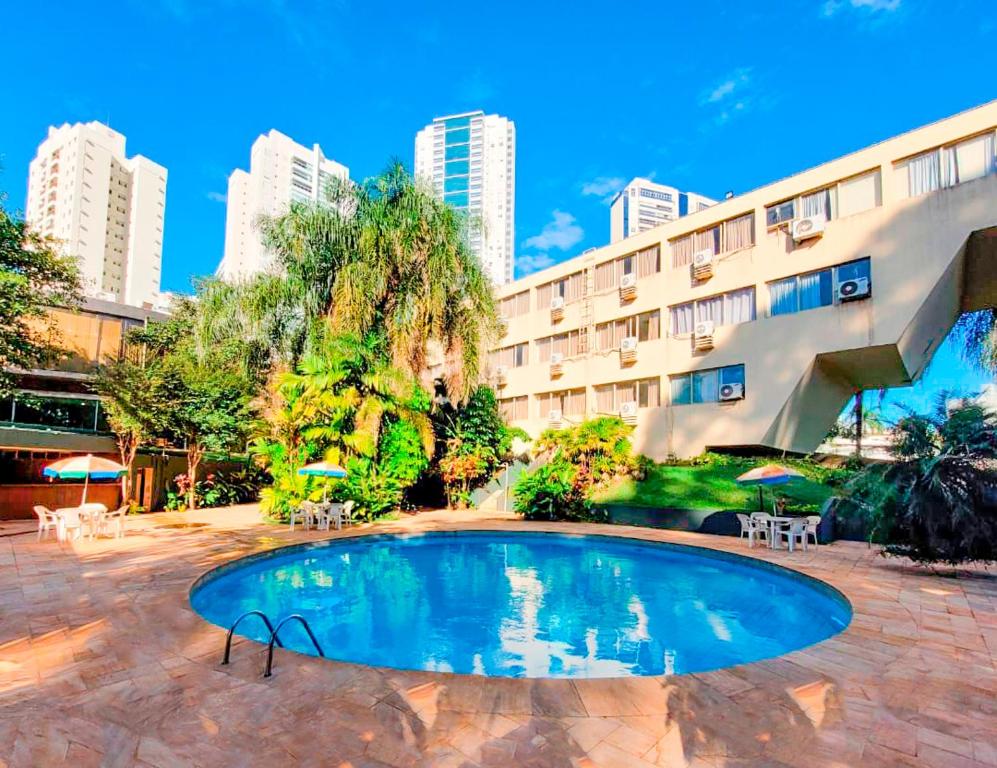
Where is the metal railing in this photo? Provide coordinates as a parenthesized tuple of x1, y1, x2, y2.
(264, 614, 325, 677)
(221, 610, 282, 666)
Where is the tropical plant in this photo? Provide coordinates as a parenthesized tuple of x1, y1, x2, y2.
(0, 191, 81, 396)
(535, 416, 638, 488)
(952, 308, 997, 374)
(513, 461, 604, 522)
(434, 385, 529, 507)
(260, 163, 499, 399)
(842, 396, 997, 565)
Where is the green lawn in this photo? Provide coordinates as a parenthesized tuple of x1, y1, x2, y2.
(592, 460, 836, 512)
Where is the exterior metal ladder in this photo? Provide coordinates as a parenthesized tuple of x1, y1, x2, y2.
(221, 610, 325, 678)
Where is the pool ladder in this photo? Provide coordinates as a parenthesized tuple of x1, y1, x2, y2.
(222, 610, 325, 678)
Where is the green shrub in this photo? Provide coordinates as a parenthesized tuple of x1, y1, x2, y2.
(513, 460, 605, 522)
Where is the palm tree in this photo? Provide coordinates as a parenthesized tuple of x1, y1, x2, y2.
(261, 162, 498, 401)
(953, 308, 997, 374)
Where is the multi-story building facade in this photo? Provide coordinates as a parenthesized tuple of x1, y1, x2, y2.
(491, 101, 997, 459)
(610, 178, 716, 243)
(26, 122, 167, 308)
(415, 111, 516, 284)
(216, 130, 349, 280)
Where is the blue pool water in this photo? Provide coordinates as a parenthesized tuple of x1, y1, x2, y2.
(190, 532, 851, 678)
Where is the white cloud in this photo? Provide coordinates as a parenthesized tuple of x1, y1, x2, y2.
(516, 253, 556, 277)
(522, 210, 584, 252)
(581, 176, 625, 199)
(822, 0, 901, 16)
(702, 68, 751, 105)
(206, 191, 226, 203)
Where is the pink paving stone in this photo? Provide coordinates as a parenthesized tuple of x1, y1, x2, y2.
(0, 504, 995, 767)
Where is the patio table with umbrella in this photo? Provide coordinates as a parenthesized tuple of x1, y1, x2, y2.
(736, 464, 806, 549)
(43, 454, 127, 541)
(296, 461, 349, 529)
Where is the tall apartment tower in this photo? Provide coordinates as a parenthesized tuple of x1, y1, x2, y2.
(610, 178, 717, 243)
(26, 122, 167, 308)
(415, 111, 515, 284)
(216, 130, 349, 280)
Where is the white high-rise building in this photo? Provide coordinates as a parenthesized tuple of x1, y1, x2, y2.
(610, 178, 716, 243)
(26, 121, 167, 308)
(415, 111, 515, 284)
(216, 130, 349, 280)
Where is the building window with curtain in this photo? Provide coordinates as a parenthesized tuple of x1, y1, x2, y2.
(595, 377, 660, 412)
(595, 310, 660, 350)
(499, 396, 528, 421)
(902, 131, 997, 198)
(769, 258, 870, 316)
(499, 290, 530, 318)
(538, 388, 586, 417)
(489, 342, 528, 369)
(670, 364, 745, 406)
(669, 287, 756, 333)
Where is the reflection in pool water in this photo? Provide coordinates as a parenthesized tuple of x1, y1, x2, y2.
(190, 532, 851, 678)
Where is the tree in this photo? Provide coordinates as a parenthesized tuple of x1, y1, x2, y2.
(261, 163, 498, 400)
(843, 395, 997, 565)
(953, 309, 997, 374)
(92, 359, 162, 501)
(0, 192, 81, 396)
(129, 304, 255, 510)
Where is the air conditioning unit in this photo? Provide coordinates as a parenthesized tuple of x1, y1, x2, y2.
(619, 272, 637, 300)
(498, 317, 509, 336)
(548, 409, 563, 425)
(692, 249, 714, 280)
(620, 336, 638, 365)
(837, 277, 871, 302)
(792, 214, 827, 242)
(719, 382, 744, 402)
(694, 320, 715, 351)
(495, 365, 508, 386)
(550, 295, 565, 322)
(549, 352, 564, 377)
(619, 401, 639, 423)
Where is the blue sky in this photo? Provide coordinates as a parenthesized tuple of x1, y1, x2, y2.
(0, 0, 993, 415)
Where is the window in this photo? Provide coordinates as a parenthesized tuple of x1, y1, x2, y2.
(490, 342, 528, 369)
(640, 188, 673, 202)
(837, 170, 881, 217)
(901, 131, 997, 197)
(536, 329, 585, 360)
(768, 258, 870, 316)
(444, 176, 469, 193)
(499, 290, 530, 318)
(669, 287, 756, 333)
(499, 396, 528, 422)
(6, 392, 106, 432)
(536, 271, 585, 308)
(670, 213, 753, 267)
(594, 246, 660, 291)
(595, 377, 660, 412)
(595, 310, 660, 350)
(537, 389, 585, 417)
(669, 365, 745, 405)
(444, 143, 470, 161)
(766, 199, 795, 227)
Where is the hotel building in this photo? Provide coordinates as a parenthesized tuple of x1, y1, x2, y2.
(26, 122, 167, 308)
(610, 178, 716, 243)
(415, 111, 516, 284)
(489, 102, 997, 460)
(216, 130, 349, 280)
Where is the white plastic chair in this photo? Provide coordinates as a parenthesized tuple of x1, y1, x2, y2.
(749, 512, 772, 546)
(321, 502, 344, 531)
(57, 509, 84, 542)
(341, 500, 355, 527)
(736, 514, 762, 548)
(777, 518, 808, 552)
(99, 505, 128, 539)
(80, 502, 108, 540)
(33, 506, 58, 541)
(289, 501, 316, 531)
(805, 515, 822, 548)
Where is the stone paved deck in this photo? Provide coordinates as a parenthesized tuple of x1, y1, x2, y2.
(1, 505, 995, 767)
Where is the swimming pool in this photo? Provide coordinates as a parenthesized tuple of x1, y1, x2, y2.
(190, 531, 851, 678)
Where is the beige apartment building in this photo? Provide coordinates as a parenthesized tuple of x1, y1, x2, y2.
(489, 101, 997, 460)
(26, 122, 167, 309)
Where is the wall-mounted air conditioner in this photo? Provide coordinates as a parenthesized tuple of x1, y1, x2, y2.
(692, 249, 714, 280)
(694, 320, 715, 351)
(837, 277, 871, 302)
(620, 336, 638, 353)
(792, 214, 826, 242)
(619, 272, 637, 300)
(619, 401, 639, 422)
(548, 409, 563, 424)
(549, 352, 564, 377)
(550, 295, 565, 321)
(495, 365, 508, 385)
(719, 382, 744, 401)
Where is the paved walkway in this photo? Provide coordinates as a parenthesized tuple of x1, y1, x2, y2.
(1, 505, 995, 767)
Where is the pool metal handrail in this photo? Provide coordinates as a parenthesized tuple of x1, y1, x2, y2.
(221, 610, 283, 666)
(264, 614, 325, 677)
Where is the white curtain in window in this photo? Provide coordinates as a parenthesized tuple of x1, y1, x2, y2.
(536, 283, 552, 309)
(536, 337, 552, 362)
(724, 288, 756, 325)
(671, 236, 693, 267)
(595, 385, 614, 413)
(693, 227, 719, 255)
(801, 188, 831, 220)
(837, 170, 881, 218)
(594, 261, 616, 291)
(671, 304, 693, 335)
(637, 246, 660, 277)
(798, 271, 827, 311)
(954, 133, 997, 184)
(566, 389, 586, 416)
(769, 278, 798, 316)
(907, 151, 940, 196)
(723, 214, 754, 252)
(696, 295, 724, 324)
